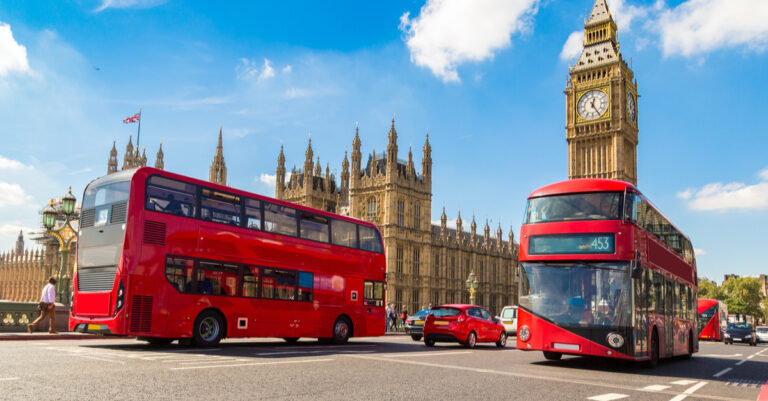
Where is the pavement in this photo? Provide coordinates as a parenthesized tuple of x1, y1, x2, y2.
(1, 336, 766, 400)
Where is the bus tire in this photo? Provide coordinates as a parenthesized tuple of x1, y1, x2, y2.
(283, 337, 300, 343)
(644, 329, 659, 368)
(496, 332, 507, 348)
(332, 317, 351, 345)
(411, 335, 422, 341)
(543, 351, 562, 360)
(682, 331, 694, 359)
(464, 331, 477, 349)
(193, 310, 224, 347)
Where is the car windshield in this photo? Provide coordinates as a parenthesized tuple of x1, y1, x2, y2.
(519, 262, 630, 328)
(430, 307, 461, 318)
(525, 192, 622, 224)
(728, 323, 752, 330)
(413, 308, 431, 317)
(757, 327, 768, 333)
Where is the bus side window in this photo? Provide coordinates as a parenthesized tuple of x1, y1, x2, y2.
(262, 268, 297, 301)
(146, 176, 197, 218)
(242, 266, 259, 298)
(359, 225, 383, 253)
(165, 256, 194, 293)
(197, 261, 238, 296)
(264, 203, 298, 237)
(200, 188, 241, 226)
(364, 280, 385, 306)
(331, 219, 358, 248)
(299, 213, 329, 243)
(244, 198, 262, 230)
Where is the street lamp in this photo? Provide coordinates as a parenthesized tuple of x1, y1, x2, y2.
(465, 271, 479, 305)
(41, 187, 79, 305)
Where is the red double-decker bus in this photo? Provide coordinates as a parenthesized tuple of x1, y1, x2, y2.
(70, 167, 387, 346)
(698, 298, 727, 341)
(516, 179, 698, 367)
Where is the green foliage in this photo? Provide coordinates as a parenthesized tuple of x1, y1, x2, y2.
(698, 280, 725, 300)
(722, 277, 763, 317)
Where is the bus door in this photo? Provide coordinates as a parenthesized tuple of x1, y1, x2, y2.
(664, 278, 675, 357)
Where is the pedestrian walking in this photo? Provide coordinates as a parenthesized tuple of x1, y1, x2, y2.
(385, 303, 393, 332)
(400, 308, 408, 329)
(389, 304, 398, 331)
(28, 276, 58, 334)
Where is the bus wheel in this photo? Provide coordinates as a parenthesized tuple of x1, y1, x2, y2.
(332, 317, 351, 345)
(283, 337, 300, 343)
(193, 310, 224, 347)
(683, 331, 694, 359)
(464, 331, 477, 349)
(496, 332, 507, 348)
(644, 330, 659, 368)
(543, 351, 562, 360)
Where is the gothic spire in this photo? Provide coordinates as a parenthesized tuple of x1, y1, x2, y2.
(587, 0, 613, 25)
(108, 140, 118, 174)
(155, 143, 164, 170)
(209, 127, 227, 186)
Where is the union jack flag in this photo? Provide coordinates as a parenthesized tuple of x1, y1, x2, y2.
(122, 112, 140, 124)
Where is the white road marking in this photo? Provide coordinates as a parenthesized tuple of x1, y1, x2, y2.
(267, 345, 375, 350)
(161, 356, 234, 363)
(380, 351, 472, 358)
(713, 368, 732, 378)
(641, 385, 671, 392)
(170, 358, 334, 371)
(178, 358, 249, 365)
(669, 381, 707, 401)
(71, 355, 126, 364)
(699, 354, 742, 357)
(671, 380, 698, 386)
(0, 378, 19, 381)
(747, 355, 755, 359)
(735, 360, 746, 366)
(587, 393, 628, 401)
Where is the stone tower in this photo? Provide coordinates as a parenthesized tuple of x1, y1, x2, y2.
(209, 127, 227, 186)
(277, 137, 342, 212)
(155, 143, 164, 170)
(108, 141, 118, 174)
(15, 230, 24, 254)
(122, 135, 135, 170)
(565, 0, 638, 185)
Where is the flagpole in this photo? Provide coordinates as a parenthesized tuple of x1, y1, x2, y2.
(136, 107, 142, 149)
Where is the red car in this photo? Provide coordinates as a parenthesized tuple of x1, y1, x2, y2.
(423, 304, 507, 348)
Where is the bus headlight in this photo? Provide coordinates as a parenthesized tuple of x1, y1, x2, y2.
(519, 325, 530, 342)
(607, 332, 624, 348)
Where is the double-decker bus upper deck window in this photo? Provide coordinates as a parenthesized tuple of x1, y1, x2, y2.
(197, 261, 239, 296)
(165, 256, 194, 293)
(242, 266, 259, 298)
(201, 188, 241, 226)
(300, 212, 329, 243)
(331, 219, 358, 248)
(264, 203, 298, 237)
(262, 268, 297, 300)
(146, 176, 197, 218)
(359, 225, 383, 253)
(525, 192, 621, 224)
(244, 198, 262, 230)
(83, 181, 131, 209)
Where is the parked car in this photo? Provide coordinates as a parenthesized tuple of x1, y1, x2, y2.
(724, 322, 757, 346)
(756, 326, 768, 343)
(423, 304, 507, 349)
(404, 308, 431, 341)
(499, 305, 517, 335)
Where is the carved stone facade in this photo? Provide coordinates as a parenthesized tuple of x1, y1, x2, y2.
(107, 135, 164, 174)
(276, 119, 518, 314)
(566, 0, 638, 185)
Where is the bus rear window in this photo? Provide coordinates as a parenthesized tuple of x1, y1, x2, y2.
(83, 180, 130, 209)
(525, 192, 621, 224)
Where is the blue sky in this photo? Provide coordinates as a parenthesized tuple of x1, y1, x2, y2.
(1, 0, 767, 283)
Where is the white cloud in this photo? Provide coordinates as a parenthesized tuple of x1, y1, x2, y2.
(400, 0, 539, 82)
(282, 65, 292, 73)
(237, 58, 275, 81)
(0, 22, 31, 77)
(560, 31, 584, 61)
(284, 88, 309, 99)
(258, 58, 275, 81)
(681, 169, 768, 211)
(694, 248, 707, 256)
(658, 0, 768, 57)
(94, 0, 168, 12)
(676, 188, 692, 200)
(0, 182, 33, 207)
(0, 155, 31, 169)
(259, 173, 276, 187)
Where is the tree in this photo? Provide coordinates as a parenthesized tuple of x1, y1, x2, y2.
(698, 280, 725, 300)
(722, 277, 763, 318)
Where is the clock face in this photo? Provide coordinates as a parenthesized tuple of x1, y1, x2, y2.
(626, 92, 636, 122)
(577, 90, 609, 120)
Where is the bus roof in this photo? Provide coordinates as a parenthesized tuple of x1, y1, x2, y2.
(528, 179, 638, 198)
(100, 166, 378, 229)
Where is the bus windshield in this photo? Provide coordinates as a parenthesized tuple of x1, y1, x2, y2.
(519, 262, 630, 328)
(698, 304, 717, 333)
(525, 192, 621, 224)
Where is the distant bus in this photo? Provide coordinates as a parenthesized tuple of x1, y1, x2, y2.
(697, 299, 727, 341)
(70, 167, 387, 346)
(517, 179, 698, 367)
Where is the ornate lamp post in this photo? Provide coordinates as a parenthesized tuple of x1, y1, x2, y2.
(465, 271, 479, 305)
(42, 187, 79, 305)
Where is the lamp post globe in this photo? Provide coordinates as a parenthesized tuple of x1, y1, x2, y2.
(62, 186, 76, 215)
(43, 201, 57, 229)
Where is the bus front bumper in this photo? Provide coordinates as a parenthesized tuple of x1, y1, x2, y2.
(73, 323, 114, 335)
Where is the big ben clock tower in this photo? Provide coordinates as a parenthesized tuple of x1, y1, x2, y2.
(566, 0, 638, 185)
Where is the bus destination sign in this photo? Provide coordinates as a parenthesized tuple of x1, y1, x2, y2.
(528, 233, 615, 255)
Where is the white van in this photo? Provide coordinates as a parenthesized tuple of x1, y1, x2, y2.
(500, 306, 517, 335)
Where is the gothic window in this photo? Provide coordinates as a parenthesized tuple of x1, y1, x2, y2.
(413, 248, 420, 277)
(433, 290, 440, 306)
(412, 289, 420, 312)
(397, 199, 405, 226)
(479, 261, 484, 282)
(434, 252, 440, 276)
(395, 289, 402, 308)
(450, 256, 456, 279)
(367, 197, 377, 219)
(396, 246, 403, 273)
(413, 204, 420, 230)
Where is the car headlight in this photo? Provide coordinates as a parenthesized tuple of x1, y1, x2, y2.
(725, 333, 731, 338)
(519, 325, 530, 342)
(745, 335, 752, 339)
(607, 332, 624, 348)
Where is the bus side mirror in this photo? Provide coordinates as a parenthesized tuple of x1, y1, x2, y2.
(630, 250, 642, 279)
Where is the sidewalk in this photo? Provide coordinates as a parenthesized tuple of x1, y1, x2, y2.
(0, 332, 105, 341)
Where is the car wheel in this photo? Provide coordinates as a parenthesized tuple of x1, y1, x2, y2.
(464, 331, 477, 349)
(496, 332, 507, 348)
(283, 337, 300, 343)
(411, 335, 422, 341)
(332, 317, 351, 345)
(543, 351, 562, 360)
(424, 337, 435, 347)
(193, 310, 224, 347)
